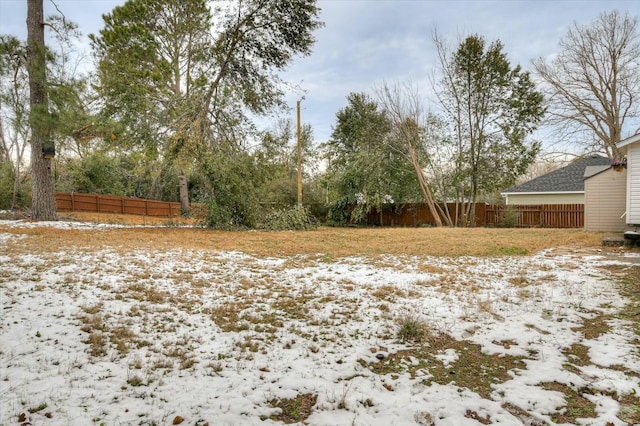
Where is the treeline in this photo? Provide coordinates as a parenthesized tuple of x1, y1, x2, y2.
(1, 2, 638, 228)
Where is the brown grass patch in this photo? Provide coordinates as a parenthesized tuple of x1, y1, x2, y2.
(267, 393, 317, 424)
(59, 212, 196, 227)
(573, 313, 612, 339)
(618, 393, 640, 424)
(359, 334, 527, 399)
(601, 264, 640, 337)
(562, 343, 591, 369)
(371, 285, 408, 301)
(540, 381, 597, 423)
(465, 409, 491, 424)
(1, 213, 606, 258)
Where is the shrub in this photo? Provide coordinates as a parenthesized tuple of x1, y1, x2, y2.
(0, 162, 30, 210)
(196, 152, 262, 229)
(326, 196, 356, 226)
(0, 162, 14, 209)
(203, 198, 257, 230)
(500, 205, 520, 228)
(258, 205, 318, 231)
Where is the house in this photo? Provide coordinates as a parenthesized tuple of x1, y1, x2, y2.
(583, 165, 627, 232)
(501, 155, 611, 205)
(617, 133, 640, 240)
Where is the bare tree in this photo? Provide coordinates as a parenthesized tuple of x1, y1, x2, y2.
(534, 10, 640, 159)
(516, 156, 566, 185)
(27, 0, 57, 220)
(376, 81, 444, 227)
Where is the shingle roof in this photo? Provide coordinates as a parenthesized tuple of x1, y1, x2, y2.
(501, 155, 611, 194)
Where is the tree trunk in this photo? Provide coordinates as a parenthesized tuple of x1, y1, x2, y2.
(27, 0, 56, 220)
(408, 144, 442, 227)
(179, 168, 190, 215)
(12, 157, 21, 210)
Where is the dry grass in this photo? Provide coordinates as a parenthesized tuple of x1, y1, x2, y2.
(540, 381, 597, 423)
(267, 393, 317, 424)
(359, 334, 527, 399)
(59, 212, 196, 227)
(2, 212, 607, 258)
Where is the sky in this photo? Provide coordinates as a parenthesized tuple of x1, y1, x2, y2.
(1, 218, 640, 424)
(0, 0, 637, 148)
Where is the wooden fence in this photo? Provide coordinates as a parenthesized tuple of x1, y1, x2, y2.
(55, 192, 182, 217)
(365, 203, 487, 227)
(484, 204, 584, 228)
(365, 203, 584, 228)
(55, 192, 585, 228)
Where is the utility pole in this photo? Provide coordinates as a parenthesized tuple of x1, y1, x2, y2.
(297, 99, 302, 206)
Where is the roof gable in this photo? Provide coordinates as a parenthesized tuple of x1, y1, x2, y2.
(502, 155, 611, 194)
(584, 165, 611, 179)
(618, 133, 640, 149)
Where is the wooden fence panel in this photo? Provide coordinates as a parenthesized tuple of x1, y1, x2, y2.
(541, 204, 584, 228)
(367, 203, 486, 227)
(366, 203, 584, 228)
(485, 204, 583, 228)
(55, 192, 182, 217)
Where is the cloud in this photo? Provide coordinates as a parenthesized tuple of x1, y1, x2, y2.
(1, 0, 634, 146)
(282, 0, 634, 144)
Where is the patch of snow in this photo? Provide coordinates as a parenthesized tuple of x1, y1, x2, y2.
(0, 223, 638, 425)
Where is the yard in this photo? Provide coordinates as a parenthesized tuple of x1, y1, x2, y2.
(1, 214, 639, 425)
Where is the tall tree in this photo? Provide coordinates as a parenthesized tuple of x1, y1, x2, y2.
(91, 0, 323, 213)
(325, 92, 418, 224)
(2, 8, 86, 211)
(534, 10, 640, 159)
(434, 34, 544, 223)
(27, 0, 56, 220)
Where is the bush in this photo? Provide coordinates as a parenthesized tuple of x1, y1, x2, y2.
(257, 205, 318, 231)
(326, 196, 356, 226)
(203, 197, 257, 230)
(0, 162, 30, 210)
(196, 152, 261, 229)
(0, 162, 16, 209)
(500, 205, 520, 228)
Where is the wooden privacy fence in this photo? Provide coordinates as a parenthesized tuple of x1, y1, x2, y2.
(55, 193, 585, 228)
(365, 203, 487, 227)
(484, 204, 584, 228)
(365, 203, 584, 228)
(55, 192, 182, 217)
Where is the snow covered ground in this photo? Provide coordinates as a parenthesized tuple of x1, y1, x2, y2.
(1, 220, 639, 425)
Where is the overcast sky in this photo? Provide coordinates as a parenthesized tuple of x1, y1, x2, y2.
(0, 0, 637, 151)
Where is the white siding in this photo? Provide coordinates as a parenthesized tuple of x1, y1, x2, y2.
(505, 193, 584, 205)
(628, 143, 640, 224)
(584, 168, 627, 232)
